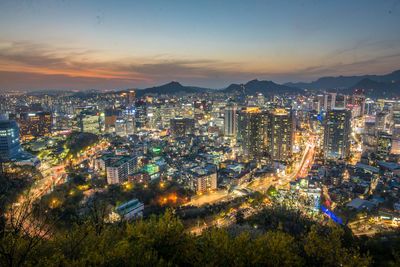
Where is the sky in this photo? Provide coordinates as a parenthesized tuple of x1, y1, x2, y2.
(0, 0, 399, 90)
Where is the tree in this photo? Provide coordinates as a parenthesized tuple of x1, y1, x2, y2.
(267, 185, 277, 198)
(303, 224, 371, 266)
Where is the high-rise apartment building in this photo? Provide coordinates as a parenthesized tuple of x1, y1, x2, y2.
(376, 132, 392, 161)
(266, 109, 294, 162)
(323, 109, 351, 160)
(237, 107, 265, 160)
(224, 102, 236, 137)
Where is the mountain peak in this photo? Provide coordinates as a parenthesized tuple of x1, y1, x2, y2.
(165, 81, 182, 86)
(224, 79, 302, 95)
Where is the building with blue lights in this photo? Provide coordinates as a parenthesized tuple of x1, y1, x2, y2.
(0, 120, 23, 160)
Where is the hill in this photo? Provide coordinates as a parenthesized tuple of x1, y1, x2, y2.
(285, 69, 400, 91)
(345, 78, 400, 98)
(134, 81, 208, 97)
(223, 79, 303, 96)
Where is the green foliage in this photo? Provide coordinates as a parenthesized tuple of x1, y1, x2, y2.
(0, 207, 373, 267)
(267, 185, 277, 197)
(65, 132, 99, 157)
(303, 224, 371, 266)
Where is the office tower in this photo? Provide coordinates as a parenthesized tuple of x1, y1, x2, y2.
(170, 118, 195, 137)
(160, 106, 176, 128)
(313, 95, 324, 113)
(0, 120, 23, 160)
(375, 112, 389, 134)
(128, 90, 135, 107)
(351, 94, 366, 115)
(335, 94, 346, 109)
(126, 118, 135, 135)
(365, 99, 375, 115)
(224, 102, 236, 137)
(323, 108, 351, 160)
(115, 118, 126, 136)
(257, 93, 265, 107)
(17, 111, 52, 140)
(105, 108, 122, 131)
(376, 133, 392, 161)
(135, 100, 147, 128)
(323, 93, 336, 111)
(391, 101, 400, 134)
(266, 109, 295, 162)
(237, 107, 265, 160)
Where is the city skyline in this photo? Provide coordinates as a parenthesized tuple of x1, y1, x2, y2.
(0, 0, 400, 90)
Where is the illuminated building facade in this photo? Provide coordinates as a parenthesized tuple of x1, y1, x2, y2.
(105, 155, 138, 184)
(128, 90, 135, 107)
(81, 113, 101, 134)
(266, 109, 295, 162)
(18, 111, 52, 140)
(323, 109, 351, 160)
(170, 118, 195, 137)
(115, 118, 126, 136)
(376, 132, 392, 161)
(351, 94, 366, 115)
(375, 112, 390, 134)
(237, 107, 265, 160)
(105, 108, 122, 131)
(224, 102, 236, 137)
(0, 120, 23, 160)
(187, 165, 217, 193)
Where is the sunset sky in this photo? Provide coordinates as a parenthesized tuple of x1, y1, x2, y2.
(0, 0, 399, 90)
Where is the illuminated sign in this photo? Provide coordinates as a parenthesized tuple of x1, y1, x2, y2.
(321, 205, 342, 224)
(152, 147, 161, 153)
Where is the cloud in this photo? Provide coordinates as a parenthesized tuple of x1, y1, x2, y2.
(0, 40, 259, 89)
(0, 40, 399, 90)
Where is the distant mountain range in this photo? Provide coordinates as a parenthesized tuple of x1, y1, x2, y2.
(129, 69, 400, 98)
(222, 79, 303, 95)
(133, 79, 303, 97)
(285, 70, 400, 94)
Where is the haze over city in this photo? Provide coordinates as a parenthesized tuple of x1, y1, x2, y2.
(0, 0, 399, 90)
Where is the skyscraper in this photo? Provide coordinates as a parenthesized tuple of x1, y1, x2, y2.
(224, 102, 236, 137)
(105, 108, 122, 131)
(351, 94, 366, 115)
(237, 107, 265, 160)
(115, 118, 126, 136)
(376, 132, 392, 161)
(266, 109, 295, 162)
(323, 93, 336, 111)
(334, 94, 347, 109)
(375, 112, 389, 134)
(0, 120, 23, 160)
(323, 109, 351, 160)
(128, 90, 135, 107)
